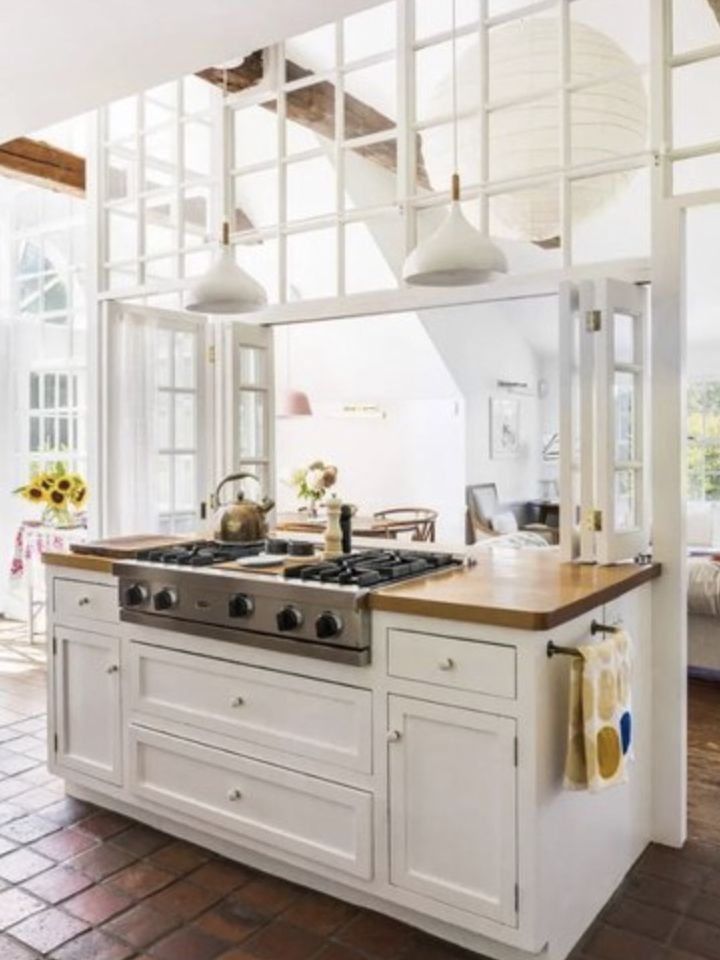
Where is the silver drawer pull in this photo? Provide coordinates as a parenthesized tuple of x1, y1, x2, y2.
(106, 664, 119, 674)
(227, 788, 242, 801)
(438, 657, 455, 671)
(230, 696, 244, 708)
(78, 597, 91, 606)
(386, 730, 402, 743)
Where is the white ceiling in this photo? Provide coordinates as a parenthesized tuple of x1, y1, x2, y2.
(0, 0, 381, 143)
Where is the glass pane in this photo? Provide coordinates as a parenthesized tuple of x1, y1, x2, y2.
(673, 153, 720, 195)
(614, 469, 637, 531)
(416, 121, 479, 195)
(144, 197, 176, 255)
(184, 75, 212, 114)
(29, 417, 40, 452)
(157, 454, 171, 511)
(287, 83, 335, 150)
(234, 169, 279, 229)
(488, 0, 548, 15)
(343, 139, 397, 210)
(239, 391, 267, 459)
(145, 256, 177, 281)
(489, 179, 561, 244)
(344, 61, 397, 139)
(489, 15, 559, 102)
(184, 120, 212, 179)
(174, 454, 196, 510)
(144, 126, 176, 168)
(107, 97, 137, 141)
(489, 95, 559, 181)
(234, 103, 278, 168)
(571, 166, 650, 264)
(415, 35, 478, 124)
(673, 59, 720, 151)
(175, 394, 196, 449)
(614, 371, 636, 462)
(106, 152, 135, 202)
(239, 347, 265, 386)
(344, 217, 404, 293)
(145, 83, 177, 127)
(44, 418, 56, 449)
(286, 157, 336, 221)
(414, 0, 479, 41)
(58, 375, 69, 408)
(286, 227, 337, 299)
(143, 160, 175, 196)
(157, 392, 171, 449)
(286, 116, 323, 156)
(157, 331, 172, 387)
(286, 23, 336, 73)
(107, 264, 138, 290)
(182, 187, 210, 246)
(570, 0, 649, 77)
(175, 332, 195, 388)
(614, 312, 636, 365)
(29, 373, 39, 410)
(44, 374, 56, 409)
(673, 0, 720, 55)
(570, 79, 648, 167)
(343, 2, 396, 62)
(58, 417, 69, 449)
(107, 210, 137, 262)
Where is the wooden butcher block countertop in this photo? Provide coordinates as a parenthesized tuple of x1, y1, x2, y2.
(368, 549, 660, 630)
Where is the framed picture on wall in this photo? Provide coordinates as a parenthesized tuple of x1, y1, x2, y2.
(490, 397, 520, 459)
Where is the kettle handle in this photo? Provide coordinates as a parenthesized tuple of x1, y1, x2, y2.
(215, 472, 261, 506)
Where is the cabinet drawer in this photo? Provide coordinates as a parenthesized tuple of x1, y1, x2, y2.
(54, 578, 118, 625)
(129, 643, 372, 773)
(387, 629, 516, 699)
(129, 726, 373, 879)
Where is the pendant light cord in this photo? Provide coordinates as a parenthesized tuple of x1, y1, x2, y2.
(451, 0, 460, 202)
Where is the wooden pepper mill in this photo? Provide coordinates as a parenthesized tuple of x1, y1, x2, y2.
(324, 494, 343, 559)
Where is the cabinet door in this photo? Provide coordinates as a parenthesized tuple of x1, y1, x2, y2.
(54, 628, 122, 785)
(388, 697, 517, 926)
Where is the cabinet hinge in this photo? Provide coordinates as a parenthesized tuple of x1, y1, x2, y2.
(52, 634, 57, 656)
(207, 344, 216, 364)
(586, 509, 602, 532)
(515, 882, 520, 913)
(585, 309, 602, 332)
(514, 736, 518, 767)
(53, 733, 58, 753)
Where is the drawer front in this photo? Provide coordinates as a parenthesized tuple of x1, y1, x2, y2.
(387, 629, 516, 699)
(54, 578, 118, 625)
(129, 726, 373, 879)
(129, 643, 372, 773)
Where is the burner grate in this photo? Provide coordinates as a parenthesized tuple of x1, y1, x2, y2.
(283, 549, 460, 587)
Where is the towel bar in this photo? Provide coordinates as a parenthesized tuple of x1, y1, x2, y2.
(546, 620, 622, 658)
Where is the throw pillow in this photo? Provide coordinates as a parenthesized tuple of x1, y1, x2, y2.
(491, 510, 518, 534)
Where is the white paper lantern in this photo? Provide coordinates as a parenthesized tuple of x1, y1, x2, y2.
(421, 19, 648, 242)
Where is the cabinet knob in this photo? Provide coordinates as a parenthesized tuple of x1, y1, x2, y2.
(106, 664, 119, 674)
(438, 657, 455, 671)
(230, 696, 244, 708)
(227, 788, 242, 801)
(386, 730, 402, 743)
(78, 597, 91, 606)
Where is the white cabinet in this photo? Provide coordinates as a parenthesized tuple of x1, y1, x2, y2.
(387, 696, 517, 926)
(54, 627, 122, 785)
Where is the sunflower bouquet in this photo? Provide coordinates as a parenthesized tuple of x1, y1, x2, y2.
(14, 463, 88, 527)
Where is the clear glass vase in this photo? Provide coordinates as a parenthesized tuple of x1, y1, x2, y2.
(42, 505, 74, 528)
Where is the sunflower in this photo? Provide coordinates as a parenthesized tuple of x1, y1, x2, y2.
(70, 485, 88, 509)
(48, 488, 68, 508)
(38, 474, 54, 491)
(55, 477, 73, 493)
(21, 485, 45, 503)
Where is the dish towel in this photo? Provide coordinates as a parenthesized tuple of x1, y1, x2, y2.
(563, 629, 633, 792)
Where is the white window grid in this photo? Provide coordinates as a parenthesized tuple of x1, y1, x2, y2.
(28, 370, 87, 476)
(97, 0, 655, 303)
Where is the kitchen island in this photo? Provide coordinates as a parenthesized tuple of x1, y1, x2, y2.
(43, 544, 659, 960)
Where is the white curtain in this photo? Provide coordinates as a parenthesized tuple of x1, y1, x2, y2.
(106, 303, 160, 535)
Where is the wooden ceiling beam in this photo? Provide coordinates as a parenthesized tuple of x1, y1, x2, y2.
(197, 53, 431, 189)
(0, 137, 85, 195)
(708, 0, 720, 25)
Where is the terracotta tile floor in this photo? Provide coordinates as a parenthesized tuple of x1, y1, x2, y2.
(0, 617, 719, 959)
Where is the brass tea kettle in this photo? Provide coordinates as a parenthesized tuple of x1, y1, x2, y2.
(213, 472, 275, 542)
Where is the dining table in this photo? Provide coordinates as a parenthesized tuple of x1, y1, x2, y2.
(275, 512, 401, 538)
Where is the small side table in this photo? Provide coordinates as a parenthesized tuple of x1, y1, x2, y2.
(9, 522, 88, 642)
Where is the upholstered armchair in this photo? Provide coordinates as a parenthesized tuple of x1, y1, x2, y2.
(465, 483, 558, 545)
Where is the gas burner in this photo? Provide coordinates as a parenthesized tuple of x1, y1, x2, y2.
(137, 540, 265, 566)
(283, 549, 461, 587)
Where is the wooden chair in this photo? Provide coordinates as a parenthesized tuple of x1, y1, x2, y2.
(371, 508, 438, 542)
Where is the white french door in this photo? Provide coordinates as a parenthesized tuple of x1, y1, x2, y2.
(559, 278, 650, 564)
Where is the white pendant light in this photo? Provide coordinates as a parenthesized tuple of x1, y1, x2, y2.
(402, 0, 507, 286)
(186, 221, 267, 314)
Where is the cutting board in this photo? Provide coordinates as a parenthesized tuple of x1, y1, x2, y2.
(70, 534, 196, 559)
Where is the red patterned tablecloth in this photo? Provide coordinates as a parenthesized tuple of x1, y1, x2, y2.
(10, 521, 87, 580)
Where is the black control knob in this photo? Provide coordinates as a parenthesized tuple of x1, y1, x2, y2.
(124, 583, 148, 607)
(315, 612, 343, 640)
(276, 606, 303, 631)
(153, 588, 177, 611)
(229, 593, 254, 618)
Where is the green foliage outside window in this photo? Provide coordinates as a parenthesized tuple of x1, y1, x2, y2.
(688, 381, 720, 501)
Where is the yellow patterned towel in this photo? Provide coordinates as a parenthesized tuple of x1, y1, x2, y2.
(563, 630, 633, 792)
